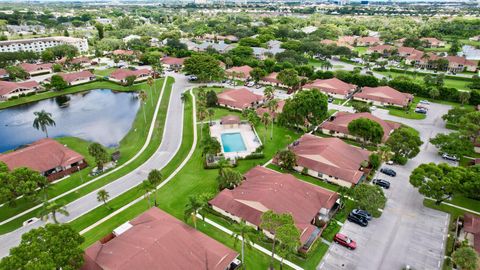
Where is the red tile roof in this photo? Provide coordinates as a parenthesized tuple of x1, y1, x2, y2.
(221, 115, 240, 125)
(57, 57, 91, 65)
(217, 88, 264, 109)
(303, 78, 356, 96)
(289, 134, 370, 184)
(19, 63, 52, 73)
(319, 112, 401, 142)
(367, 45, 394, 53)
(256, 99, 286, 118)
(357, 36, 381, 44)
(0, 68, 7, 76)
(0, 138, 84, 173)
(445, 56, 477, 67)
(420, 37, 443, 45)
(261, 72, 281, 84)
(109, 69, 151, 81)
(464, 214, 480, 253)
(354, 86, 413, 107)
(225, 65, 253, 78)
(58, 70, 95, 84)
(160, 56, 187, 66)
(397, 47, 422, 56)
(338, 36, 358, 45)
(112, 49, 135, 56)
(82, 208, 238, 270)
(0, 80, 39, 96)
(209, 166, 338, 245)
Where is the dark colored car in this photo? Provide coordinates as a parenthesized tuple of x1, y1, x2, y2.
(334, 233, 357, 250)
(351, 209, 372, 220)
(348, 213, 368, 227)
(373, 179, 391, 189)
(415, 108, 427, 114)
(380, 167, 396, 177)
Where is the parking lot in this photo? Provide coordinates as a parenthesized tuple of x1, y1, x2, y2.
(318, 155, 450, 270)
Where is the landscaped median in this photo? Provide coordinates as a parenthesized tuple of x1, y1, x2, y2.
(0, 77, 174, 234)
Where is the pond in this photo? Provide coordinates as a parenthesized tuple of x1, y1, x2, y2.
(0, 89, 140, 153)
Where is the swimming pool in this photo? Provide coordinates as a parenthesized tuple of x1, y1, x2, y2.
(221, 132, 247, 152)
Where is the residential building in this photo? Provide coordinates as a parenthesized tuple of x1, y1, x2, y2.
(194, 41, 234, 53)
(420, 37, 446, 48)
(460, 45, 480, 61)
(319, 112, 401, 142)
(217, 88, 264, 110)
(284, 134, 371, 187)
(0, 68, 9, 80)
(0, 138, 87, 181)
(353, 86, 413, 108)
(108, 69, 151, 84)
(444, 56, 478, 72)
(112, 49, 135, 57)
(301, 26, 318, 34)
(255, 99, 285, 118)
(463, 214, 480, 254)
(356, 36, 382, 46)
(57, 56, 92, 68)
(6, 24, 46, 35)
(19, 63, 53, 76)
(260, 72, 287, 88)
(160, 56, 187, 70)
(57, 70, 96, 86)
(303, 78, 357, 99)
(209, 166, 339, 252)
(338, 35, 358, 46)
(0, 36, 88, 53)
(252, 40, 285, 60)
(366, 45, 394, 55)
(82, 207, 240, 270)
(202, 34, 239, 43)
(0, 80, 40, 100)
(397, 47, 423, 58)
(225, 65, 253, 80)
(122, 35, 141, 43)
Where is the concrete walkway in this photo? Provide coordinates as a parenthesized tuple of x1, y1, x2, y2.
(0, 73, 195, 258)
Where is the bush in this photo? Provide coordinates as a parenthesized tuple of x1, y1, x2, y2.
(240, 152, 265, 160)
(392, 155, 408, 165)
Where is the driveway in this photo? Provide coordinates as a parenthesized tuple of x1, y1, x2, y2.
(318, 102, 452, 270)
(0, 72, 194, 258)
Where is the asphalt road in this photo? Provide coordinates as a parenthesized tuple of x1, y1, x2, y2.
(0, 72, 194, 258)
(318, 103, 453, 270)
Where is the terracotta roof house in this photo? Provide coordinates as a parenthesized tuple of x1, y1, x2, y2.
(255, 99, 286, 118)
(0, 68, 9, 79)
(353, 86, 413, 108)
(338, 35, 358, 46)
(217, 88, 264, 110)
(58, 56, 91, 67)
(463, 214, 480, 254)
(356, 36, 382, 46)
(405, 52, 440, 68)
(366, 45, 394, 55)
(209, 166, 339, 252)
(0, 80, 39, 100)
(284, 134, 371, 187)
(260, 72, 286, 87)
(397, 47, 423, 58)
(19, 63, 52, 76)
(108, 69, 151, 84)
(112, 49, 135, 56)
(57, 70, 96, 86)
(82, 207, 240, 270)
(225, 65, 253, 80)
(220, 115, 241, 126)
(203, 34, 239, 43)
(0, 138, 86, 181)
(160, 56, 187, 70)
(420, 37, 446, 48)
(319, 112, 401, 142)
(444, 56, 478, 72)
(394, 38, 406, 47)
(303, 78, 357, 99)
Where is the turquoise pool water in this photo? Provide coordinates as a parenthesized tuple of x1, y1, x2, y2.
(221, 132, 247, 152)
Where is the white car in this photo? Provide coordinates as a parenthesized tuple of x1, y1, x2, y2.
(442, 153, 459, 161)
(246, 81, 255, 87)
(370, 106, 377, 111)
(23, 217, 40, 227)
(419, 100, 430, 105)
(386, 160, 394, 165)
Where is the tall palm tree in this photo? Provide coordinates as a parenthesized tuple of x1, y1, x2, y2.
(264, 86, 274, 101)
(184, 195, 203, 229)
(39, 201, 69, 224)
(207, 108, 215, 126)
(97, 189, 111, 210)
(138, 90, 148, 123)
(147, 169, 162, 206)
(197, 105, 207, 139)
(261, 112, 271, 145)
(267, 99, 278, 140)
(142, 180, 154, 207)
(33, 110, 56, 138)
(232, 220, 255, 269)
(147, 77, 154, 106)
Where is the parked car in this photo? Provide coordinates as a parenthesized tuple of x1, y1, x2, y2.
(334, 233, 357, 250)
(246, 81, 255, 87)
(348, 212, 368, 227)
(419, 100, 430, 105)
(255, 84, 262, 89)
(386, 160, 394, 165)
(370, 106, 377, 111)
(351, 209, 372, 220)
(23, 217, 39, 227)
(415, 108, 427, 114)
(328, 97, 333, 103)
(442, 153, 459, 161)
(373, 179, 391, 189)
(380, 167, 396, 177)
(188, 75, 198, 81)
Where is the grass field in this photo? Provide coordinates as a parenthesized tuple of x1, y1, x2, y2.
(375, 70, 473, 91)
(93, 68, 116, 77)
(0, 78, 173, 234)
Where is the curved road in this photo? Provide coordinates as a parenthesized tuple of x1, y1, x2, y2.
(0, 72, 195, 258)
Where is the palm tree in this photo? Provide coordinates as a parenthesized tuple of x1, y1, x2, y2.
(33, 110, 56, 138)
(147, 169, 162, 206)
(207, 108, 215, 126)
(97, 189, 111, 210)
(142, 180, 154, 207)
(147, 77, 154, 106)
(261, 112, 271, 145)
(267, 99, 278, 140)
(264, 86, 274, 101)
(138, 90, 148, 123)
(184, 195, 204, 229)
(232, 220, 255, 269)
(197, 105, 207, 139)
(39, 201, 69, 224)
(378, 145, 393, 163)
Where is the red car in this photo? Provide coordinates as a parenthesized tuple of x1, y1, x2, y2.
(333, 233, 357, 250)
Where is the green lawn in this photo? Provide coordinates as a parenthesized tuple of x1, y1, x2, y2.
(0, 78, 174, 234)
(93, 68, 116, 77)
(448, 194, 480, 213)
(375, 70, 473, 91)
(353, 46, 368, 55)
(267, 164, 340, 192)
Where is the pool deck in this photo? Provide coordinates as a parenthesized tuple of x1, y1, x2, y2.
(210, 121, 261, 159)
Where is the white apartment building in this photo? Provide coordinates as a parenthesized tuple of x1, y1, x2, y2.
(0, 37, 89, 53)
